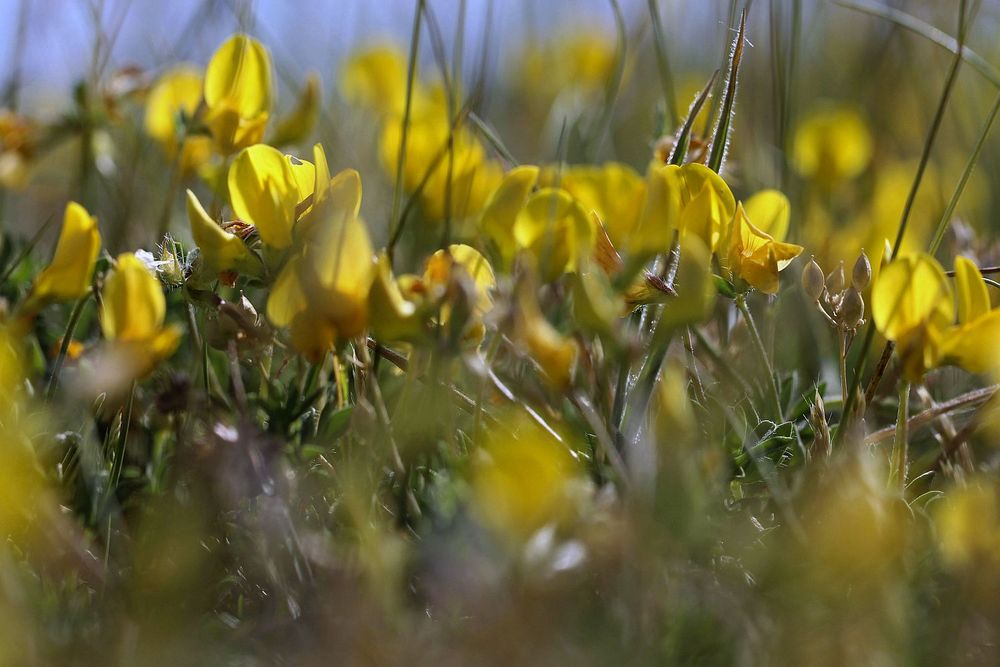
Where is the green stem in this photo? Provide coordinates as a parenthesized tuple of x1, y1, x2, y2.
(838, 328, 848, 409)
(386, 0, 425, 263)
(889, 381, 911, 491)
(736, 295, 782, 419)
(45, 295, 89, 399)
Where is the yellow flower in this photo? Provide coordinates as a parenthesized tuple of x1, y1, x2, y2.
(100, 253, 181, 378)
(268, 73, 321, 147)
(935, 483, 1000, 568)
(743, 189, 791, 242)
(144, 66, 212, 172)
(514, 188, 595, 281)
(367, 253, 421, 343)
(472, 412, 581, 542)
(552, 163, 645, 249)
(723, 195, 803, 294)
(266, 168, 375, 362)
(670, 163, 736, 253)
(514, 277, 578, 389)
(228, 144, 313, 250)
(871, 253, 953, 382)
(203, 34, 272, 154)
(340, 46, 410, 116)
(27, 201, 101, 308)
(185, 190, 259, 275)
(421, 244, 495, 345)
(380, 112, 500, 222)
(480, 165, 540, 264)
(792, 107, 873, 186)
(939, 256, 1000, 374)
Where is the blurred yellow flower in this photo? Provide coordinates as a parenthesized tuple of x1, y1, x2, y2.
(185, 189, 259, 275)
(204, 34, 272, 154)
(792, 107, 873, 186)
(340, 45, 410, 116)
(421, 243, 495, 345)
(514, 188, 595, 281)
(554, 162, 644, 250)
(144, 66, 212, 172)
(723, 194, 802, 294)
(27, 201, 100, 308)
(100, 253, 181, 378)
(517, 29, 616, 97)
(266, 168, 375, 362)
(935, 484, 1000, 568)
(268, 73, 321, 147)
(514, 277, 578, 389)
(472, 413, 581, 541)
(480, 165, 540, 264)
(228, 143, 313, 250)
(380, 112, 500, 221)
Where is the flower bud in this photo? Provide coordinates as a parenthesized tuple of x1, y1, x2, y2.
(840, 286, 865, 328)
(801, 257, 825, 301)
(852, 250, 871, 290)
(826, 261, 845, 293)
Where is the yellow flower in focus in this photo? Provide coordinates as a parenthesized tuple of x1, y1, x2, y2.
(671, 163, 736, 253)
(144, 66, 212, 172)
(723, 196, 803, 294)
(871, 253, 953, 382)
(266, 169, 375, 362)
(100, 253, 181, 378)
(204, 34, 272, 154)
(792, 107, 873, 186)
(939, 257, 1000, 374)
(340, 45, 410, 115)
(27, 201, 100, 308)
(514, 188, 595, 281)
(472, 413, 581, 541)
(228, 144, 313, 249)
(185, 190, 259, 275)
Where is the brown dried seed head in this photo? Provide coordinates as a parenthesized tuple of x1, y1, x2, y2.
(852, 250, 871, 290)
(826, 261, 846, 293)
(802, 257, 825, 301)
(840, 286, 865, 328)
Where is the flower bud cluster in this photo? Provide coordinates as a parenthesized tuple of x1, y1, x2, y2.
(802, 250, 870, 332)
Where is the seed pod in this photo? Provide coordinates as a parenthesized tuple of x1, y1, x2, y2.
(801, 257, 825, 301)
(852, 250, 871, 290)
(826, 261, 846, 293)
(840, 286, 865, 328)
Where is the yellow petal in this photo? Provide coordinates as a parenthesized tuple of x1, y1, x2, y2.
(954, 256, 990, 325)
(514, 188, 595, 281)
(480, 165, 539, 263)
(144, 66, 202, 154)
(31, 201, 101, 305)
(368, 253, 420, 342)
(631, 165, 681, 256)
(228, 144, 298, 249)
(744, 189, 791, 242)
(268, 73, 321, 147)
(943, 310, 1000, 374)
(792, 107, 873, 184)
(204, 34, 271, 120)
(554, 162, 645, 248)
(266, 255, 308, 328)
(872, 253, 954, 343)
(340, 46, 409, 115)
(101, 253, 166, 342)
(185, 189, 257, 274)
